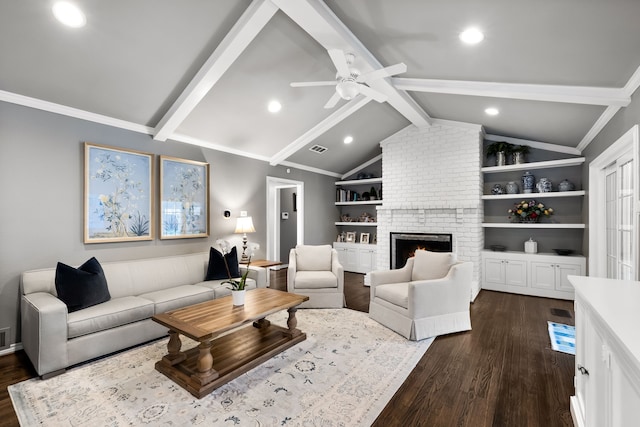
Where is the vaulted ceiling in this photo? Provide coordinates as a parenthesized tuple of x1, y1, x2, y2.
(2, 0, 640, 177)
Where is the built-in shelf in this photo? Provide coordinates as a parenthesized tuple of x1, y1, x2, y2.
(482, 157, 585, 174)
(335, 222, 378, 226)
(335, 200, 383, 206)
(482, 223, 585, 229)
(481, 190, 585, 200)
(335, 177, 382, 186)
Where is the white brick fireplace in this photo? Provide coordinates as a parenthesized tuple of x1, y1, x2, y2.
(376, 121, 484, 300)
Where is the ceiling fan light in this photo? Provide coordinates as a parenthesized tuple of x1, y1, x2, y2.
(336, 80, 360, 100)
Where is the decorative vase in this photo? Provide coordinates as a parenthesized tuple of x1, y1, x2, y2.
(522, 171, 535, 194)
(496, 151, 506, 166)
(536, 177, 553, 193)
(491, 184, 505, 195)
(506, 181, 519, 194)
(513, 152, 525, 164)
(232, 290, 246, 306)
(558, 179, 575, 192)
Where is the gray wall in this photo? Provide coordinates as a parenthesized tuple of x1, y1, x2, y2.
(279, 187, 298, 262)
(0, 101, 337, 347)
(581, 90, 640, 257)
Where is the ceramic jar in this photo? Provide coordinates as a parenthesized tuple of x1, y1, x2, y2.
(524, 237, 538, 254)
(506, 181, 519, 194)
(496, 152, 506, 166)
(491, 184, 505, 195)
(536, 177, 553, 193)
(522, 171, 535, 194)
(558, 179, 575, 192)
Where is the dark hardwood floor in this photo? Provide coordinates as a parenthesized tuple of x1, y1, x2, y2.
(0, 269, 575, 426)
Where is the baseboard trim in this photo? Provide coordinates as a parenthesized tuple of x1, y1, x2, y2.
(0, 342, 23, 356)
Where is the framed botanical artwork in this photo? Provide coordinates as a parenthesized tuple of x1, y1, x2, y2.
(345, 231, 356, 242)
(360, 232, 370, 244)
(84, 142, 154, 243)
(160, 156, 209, 239)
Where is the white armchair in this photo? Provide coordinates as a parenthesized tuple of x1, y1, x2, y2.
(287, 245, 344, 308)
(369, 250, 472, 340)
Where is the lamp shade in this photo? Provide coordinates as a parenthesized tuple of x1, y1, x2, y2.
(234, 216, 256, 234)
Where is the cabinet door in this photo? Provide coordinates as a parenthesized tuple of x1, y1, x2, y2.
(574, 302, 587, 426)
(358, 248, 376, 273)
(484, 257, 506, 284)
(335, 247, 348, 268)
(504, 259, 527, 287)
(583, 314, 608, 427)
(555, 263, 582, 292)
(345, 248, 358, 272)
(530, 262, 556, 290)
(610, 351, 640, 427)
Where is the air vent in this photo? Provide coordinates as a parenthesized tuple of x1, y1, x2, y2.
(309, 144, 328, 154)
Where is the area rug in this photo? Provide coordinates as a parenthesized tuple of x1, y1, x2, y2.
(9, 309, 433, 426)
(548, 321, 575, 355)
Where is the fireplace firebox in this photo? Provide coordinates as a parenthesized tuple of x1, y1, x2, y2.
(390, 232, 453, 269)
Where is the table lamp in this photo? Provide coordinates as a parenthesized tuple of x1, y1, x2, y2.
(234, 216, 256, 262)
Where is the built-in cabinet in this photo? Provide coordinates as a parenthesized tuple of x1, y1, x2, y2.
(333, 242, 376, 274)
(334, 176, 381, 273)
(482, 251, 585, 299)
(569, 276, 640, 427)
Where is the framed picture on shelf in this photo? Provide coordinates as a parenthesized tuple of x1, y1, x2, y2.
(345, 231, 356, 242)
(84, 142, 154, 243)
(360, 233, 370, 244)
(160, 156, 210, 239)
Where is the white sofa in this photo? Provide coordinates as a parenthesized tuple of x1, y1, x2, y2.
(20, 252, 266, 378)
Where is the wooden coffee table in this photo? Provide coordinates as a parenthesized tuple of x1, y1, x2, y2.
(152, 288, 309, 398)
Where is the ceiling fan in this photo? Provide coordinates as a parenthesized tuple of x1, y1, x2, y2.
(290, 49, 407, 109)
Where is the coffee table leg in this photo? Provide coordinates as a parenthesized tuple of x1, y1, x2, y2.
(192, 340, 219, 385)
(286, 307, 301, 338)
(253, 318, 271, 329)
(161, 330, 186, 366)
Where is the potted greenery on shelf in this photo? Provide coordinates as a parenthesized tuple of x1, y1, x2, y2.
(486, 141, 514, 166)
(511, 145, 530, 164)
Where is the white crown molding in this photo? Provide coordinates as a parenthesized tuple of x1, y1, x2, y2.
(378, 124, 414, 148)
(431, 118, 483, 132)
(153, 0, 278, 142)
(391, 78, 630, 107)
(484, 133, 582, 155)
(0, 90, 153, 134)
(269, 95, 372, 166)
(623, 64, 640, 96)
(341, 154, 382, 180)
(169, 133, 271, 162)
(279, 160, 342, 178)
(576, 106, 623, 152)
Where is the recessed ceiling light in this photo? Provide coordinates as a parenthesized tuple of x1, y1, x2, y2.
(267, 100, 282, 113)
(52, 2, 86, 28)
(459, 28, 484, 45)
(485, 107, 500, 116)
(343, 136, 353, 144)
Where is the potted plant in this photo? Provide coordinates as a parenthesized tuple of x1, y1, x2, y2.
(217, 240, 251, 306)
(511, 145, 530, 164)
(486, 141, 514, 166)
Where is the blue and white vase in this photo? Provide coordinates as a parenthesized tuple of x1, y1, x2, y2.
(522, 171, 535, 194)
(506, 181, 519, 194)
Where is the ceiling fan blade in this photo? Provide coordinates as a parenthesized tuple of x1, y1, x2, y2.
(290, 81, 337, 87)
(358, 84, 388, 103)
(323, 92, 342, 109)
(357, 63, 407, 83)
(328, 49, 350, 78)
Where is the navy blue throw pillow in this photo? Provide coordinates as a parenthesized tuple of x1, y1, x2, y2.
(206, 246, 240, 280)
(55, 257, 111, 313)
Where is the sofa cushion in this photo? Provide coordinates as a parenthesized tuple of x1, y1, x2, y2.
(205, 247, 240, 280)
(411, 250, 456, 281)
(375, 283, 409, 309)
(55, 257, 111, 313)
(295, 245, 332, 271)
(67, 296, 154, 339)
(139, 285, 214, 314)
(293, 271, 337, 289)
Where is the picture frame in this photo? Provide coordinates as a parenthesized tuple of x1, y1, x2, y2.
(160, 156, 209, 239)
(84, 142, 154, 243)
(345, 231, 356, 243)
(360, 232, 370, 244)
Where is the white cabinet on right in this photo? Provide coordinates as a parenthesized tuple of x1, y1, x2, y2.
(569, 275, 640, 427)
(482, 251, 585, 299)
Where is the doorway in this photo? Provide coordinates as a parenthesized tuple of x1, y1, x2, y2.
(589, 125, 639, 279)
(266, 176, 304, 263)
